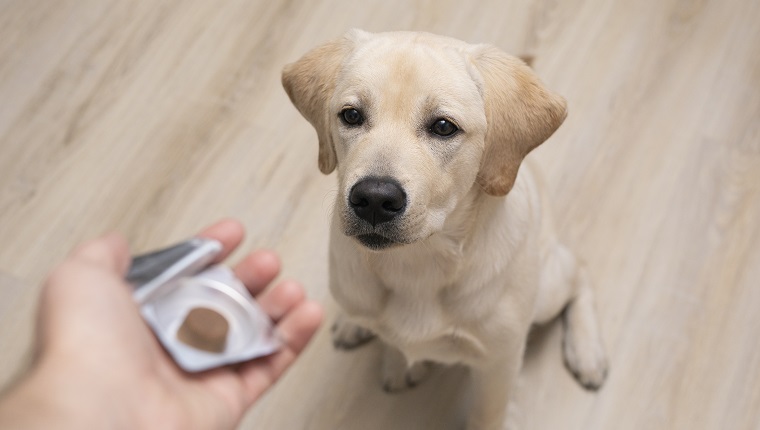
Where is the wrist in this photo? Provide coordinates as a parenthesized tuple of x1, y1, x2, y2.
(0, 358, 134, 430)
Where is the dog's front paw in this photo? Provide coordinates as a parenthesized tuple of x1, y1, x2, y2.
(382, 362, 430, 393)
(382, 347, 431, 393)
(562, 322, 609, 390)
(331, 316, 375, 350)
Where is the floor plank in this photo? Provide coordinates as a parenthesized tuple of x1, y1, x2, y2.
(1, 0, 758, 428)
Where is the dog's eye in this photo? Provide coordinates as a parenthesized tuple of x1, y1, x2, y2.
(341, 108, 364, 126)
(430, 119, 459, 137)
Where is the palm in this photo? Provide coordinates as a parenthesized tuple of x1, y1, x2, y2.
(36, 220, 321, 430)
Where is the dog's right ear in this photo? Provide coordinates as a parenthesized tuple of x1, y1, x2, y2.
(282, 32, 362, 174)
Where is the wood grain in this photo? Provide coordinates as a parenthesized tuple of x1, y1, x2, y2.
(1, 0, 758, 428)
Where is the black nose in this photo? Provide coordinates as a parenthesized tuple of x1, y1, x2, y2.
(349, 177, 406, 227)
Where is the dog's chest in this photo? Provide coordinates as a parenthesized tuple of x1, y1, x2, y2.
(374, 287, 488, 364)
(368, 261, 491, 364)
(380, 287, 447, 339)
(336, 234, 500, 365)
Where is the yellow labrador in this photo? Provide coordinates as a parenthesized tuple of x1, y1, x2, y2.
(282, 30, 608, 429)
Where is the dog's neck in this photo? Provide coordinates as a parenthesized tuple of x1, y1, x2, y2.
(427, 185, 490, 253)
(360, 184, 502, 291)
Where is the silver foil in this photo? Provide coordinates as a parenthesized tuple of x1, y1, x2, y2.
(128, 238, 281, 372)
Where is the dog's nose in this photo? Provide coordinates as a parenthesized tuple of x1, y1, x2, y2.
(349, 177, 406, 226)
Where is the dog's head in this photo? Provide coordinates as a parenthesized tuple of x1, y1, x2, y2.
(282, 30, 566, 250)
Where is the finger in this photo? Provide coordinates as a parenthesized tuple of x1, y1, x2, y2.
(70, 233, 131, 275)
(232, 250, 280, 296)
(237, 301, 323, 402)
(275, 300, 323, 353)
(197, 218, 245, 262)
(255, 279, 304, 322)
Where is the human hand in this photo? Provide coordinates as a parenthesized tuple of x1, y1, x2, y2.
(0, 219, 322, 430)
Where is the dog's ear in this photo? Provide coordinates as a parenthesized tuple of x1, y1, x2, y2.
(282, 31, 365, 174)
(517, 54, 534, 68)
(469, 45, 567, 196)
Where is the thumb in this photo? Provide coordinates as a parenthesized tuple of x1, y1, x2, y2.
(69, 233, 131, 276)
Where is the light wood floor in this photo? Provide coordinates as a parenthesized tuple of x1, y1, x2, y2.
(1, 0, 759, 429)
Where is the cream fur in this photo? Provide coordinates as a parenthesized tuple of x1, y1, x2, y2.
(283, 30, 608, 430)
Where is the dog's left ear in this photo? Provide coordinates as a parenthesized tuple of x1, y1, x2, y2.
(469, 45, 567, 196)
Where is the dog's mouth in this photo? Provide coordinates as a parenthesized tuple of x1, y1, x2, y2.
(354, 233, 399, 250)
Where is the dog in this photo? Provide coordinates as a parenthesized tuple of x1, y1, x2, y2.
(282, 29, 608, 429)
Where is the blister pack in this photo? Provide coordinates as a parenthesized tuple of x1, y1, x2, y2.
(126, 238, 281, 372)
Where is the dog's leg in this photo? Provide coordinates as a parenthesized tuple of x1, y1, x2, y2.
(331, 313, 376, 349)
(381, 345, 430, 392)
(467, 352, 523, 430)
(534, 243, 608, 389)
(561, 266, 608, 389)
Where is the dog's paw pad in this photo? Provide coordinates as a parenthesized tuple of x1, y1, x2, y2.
(331, 320, 375, 350)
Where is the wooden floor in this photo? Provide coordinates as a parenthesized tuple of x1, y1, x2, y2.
(1, 0, 759, 428)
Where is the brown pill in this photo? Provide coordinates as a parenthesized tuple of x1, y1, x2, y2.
(176, 307, 229, 353)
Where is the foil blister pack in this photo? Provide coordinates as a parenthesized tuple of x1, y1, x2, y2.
(126, 238, 281, 372)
